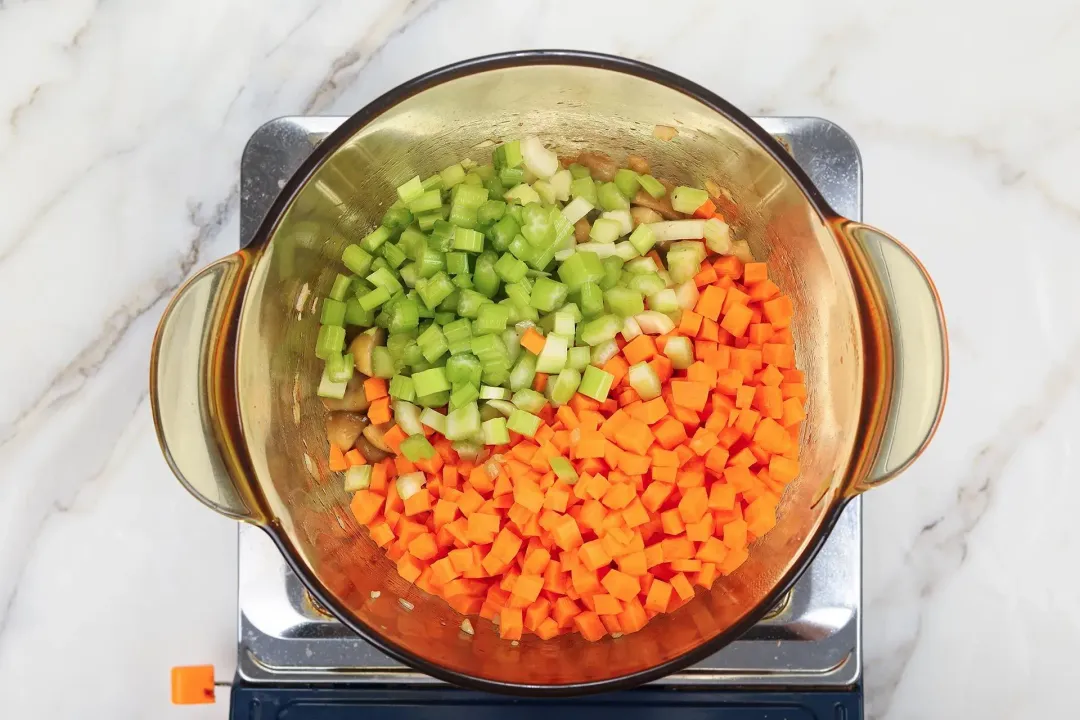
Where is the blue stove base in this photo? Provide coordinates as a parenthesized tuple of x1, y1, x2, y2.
(230, 681, 863, 720)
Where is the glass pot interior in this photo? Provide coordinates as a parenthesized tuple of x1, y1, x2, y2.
(234, 63, 866, 688)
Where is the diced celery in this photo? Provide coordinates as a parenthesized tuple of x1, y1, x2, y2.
(413, 366, 450, 396)
(625, 257, 659, 274)
(671, 186, 710, 214)
(453, 183, 489, 208)
(408, 189, 442, 214)
(507, 409, 542, 437)
(476, 303, 510, 334)
(445, 401, 481, 441)
(342, 244, 374, 276)
(533, 179, 556, 205)
(511, 388, 547, 413)
(553, 311, 576, 337)
(449, 383, 480, 410)
(589, 217, 622, 244)
(703, 217, 733, 254)
(416, 390, 451, 408)
(674, 280, 700, 310)
(382, 204, 414, 230)
(614, 169, 641, 199)
(621, 316, 642, 342)
(477, 199, 507, 226)
(602, 210, 633, 237)
(317, 364, 347, 399)
(556, 251, 604, 290)
(638, 174, 666, 198)
(521, 203, 555, 248)
(579, 365, 614, 402)
(499, 166, 525, 187)
(570, 176, 598, 206)
(416, 323, 448, 363)
(360, 226, 393, 253)
(627, 361, 661, 400)
(479, 384, 510, 400)
(443, 318, 473, 355)
(445, 353, 483, 386)
(344, 465, 372, 491)
(604, 286, 644, 317)
(648, 288, 680, 313)
(325, 352, 354, 383)
(550, 168, 572, 202)
(566, 346, 591, 371)
(488, 214, 521, 251)
(393, 400, 424, 435)
(667, 245, 706, 283)
(520, 137, 558, 179)
(396, 175, 424, 203)
(420, 407, 448, 434)
(664, 336, 694, 370)
(445, 252, 470, 276)
(580, 314, 621, 346)
(547, 368, 581, 407)
(320, 298, 346, 326)
(315, 325, 345, 359)
(578, 282, 604, 318)
(400, 434, 435, 462)
(597, 182, 630, 211)
(482, 363, 510, 386)
(494, 253, 528, 283)
(628, 223, 656, 256)
(473, 252, 501, 298)
(389, 374, 416, 401)
(381, 242, 408, 270)
(509, 353, 538, 392)
(590, 339, 620, 366)
(415, 248, 445, 279)
(329, 274, 353, 302)
(627, 273, 666, 296)
(529, 277, 569, 312)
(494, 140, 523, 170)
(416, 271, 455, 310)
(440, 163, 467, 188)
(536, 333, 568, 374)
(569, 163, 591, 179)
(344, 298, 375, 326)
(388, 298, 420, 333)
(453, 227, 484, 252)
(448, 203, 477, 228)
(505, 183, 541, 206)
(482, 417, 510, 445)
(371, 346, 396, 378)
(457, 289, 490, 319)
(613, 242, 639, 261)
(549, 456, 579, 485)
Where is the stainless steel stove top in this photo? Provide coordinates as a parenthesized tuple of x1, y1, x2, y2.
(236, 116, 862, 688)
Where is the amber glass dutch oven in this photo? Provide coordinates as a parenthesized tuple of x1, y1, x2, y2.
(150, 51, 947, 694)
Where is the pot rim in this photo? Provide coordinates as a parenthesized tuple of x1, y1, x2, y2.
(250, 49, 853, 696)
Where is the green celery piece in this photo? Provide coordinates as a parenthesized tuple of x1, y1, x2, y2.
(504, 282, 532, 309)
(570, 176, 598, 206)
(342, 245, 374, 276)
(628, 223, 656, 256)
(320, 298, 346, 326)
(457, 289, 490, 319)
(329, 274, 352, 302)
(344, 298, 375, 326)
(371, 346, 396, 378)
(520, 203, 555, 248)
(498, 166, 525, 187)
(549, 456, 579, 484)
(494, 140, 523, 170)
(614, 169, 641, 199)
(568, 163, 591, 179)
(449, 383, 480, 410)
(448, 203, 478, 228)
(477, 199, 507, 226)
(367, 267, 403, 295)
(314, 325, 345, 360)
(389, 375, 416, 401)
(589, 217, 622, 244)
(506, 409, 541, 438)
(578, 282, 604, 318)
(511, 388, 547, 413)
(380, 242, 407, 270)
(388, 298, 420, 333)
(400, 434, 435, 462)
(546, 368, 581, 407)
(473, 252, 501, 298)
(535, 333, 568, 374)
(408, 189, 442, 214)
(416, 323, 448, 363)
(429, 220, 455, 250)
(420, 407, 448, 434)
(476, 303, 510, 334)
(453, 227, 484, 252)
(579, 365, 614, 402)
(487, 214, 521, 252)
(396, 175, 424, 203)
(325, 352, 353, 383)
(446, 353, 483, 386)
(556, 251, 604, 290)
(446, 401, 481, 441)
(671, 186, 710, 214)
(416, 390, 451, 408)
(446, 251, 470, 275)
(529, 277, 569, 312)
(509, 353, 538, 392)
(412, 366, 451, 396)
(360, 226, 393, 253)
(415, 248, 445, 279)
(416, 271, 454, 310)
(628, 273, 666, 296)
(494, 253, 528, 283)
(382, 204, 413, 230)
(597, 182, 629, 211)
(604, 286, 645, 316)
(508, 233, 535, 263)
(566, 345, 591, 371)
(638, 174, 666, 198)
(599, 256, 623, 291)
(453, 183, 489, 208)
(505, 183, 541, 206)
(481, 417, 510, 446)
(579, 314, 622, 346)
(358, 286, 391, 311)
(440, 163, 467, 189)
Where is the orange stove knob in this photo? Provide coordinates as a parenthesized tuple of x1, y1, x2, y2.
(170, 665, 216, 704)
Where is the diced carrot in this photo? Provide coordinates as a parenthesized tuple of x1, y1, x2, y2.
(653, 417, 687, 450)
(533, 372, 549, 393)
(602, 355, 631, 387)
(694, 285, 726, 321)
(670, 572, 695, 600)
(382, 425, 406, 454)
(499, 607, 524, 640)
(623, 335, 658, 365)
(363, 377, 387, 401)
(573, 611, 607, 642)
(678, 310, 703, 336)
(720, 304, 753, 338)
(762, 295, 794, 327)
(520, 327, 547, 354)
(328, 443, 348, 472)
(671, 380, 709, 411)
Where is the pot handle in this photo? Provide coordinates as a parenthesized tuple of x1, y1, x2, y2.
(837, 221, 949, 493)
(150, 253, 263, 523)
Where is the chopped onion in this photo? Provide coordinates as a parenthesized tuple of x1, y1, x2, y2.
(484, 459, 501, 479)
(635, 311, 676, 335)
(703, 217, 732, 254)
(399, 598, 414, 611)
(602, 209, 633, 236)
(620, 316, 642, 341)
(395, 472, 425, 501)
(561, 196, 594, 225)
(674, 280, 699, 310)
(370, 590, 381, 599)
(732, 239, 754, 263)
(647, 220, 706, 242)
(460, 618, 475, 635)
(572, 242, 620, 258)
(521, 136, 558, 179)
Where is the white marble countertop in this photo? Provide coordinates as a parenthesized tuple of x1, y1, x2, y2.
(2, 0, 1077, 718)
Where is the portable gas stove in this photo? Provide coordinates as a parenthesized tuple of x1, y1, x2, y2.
(228, 116, 864, 719)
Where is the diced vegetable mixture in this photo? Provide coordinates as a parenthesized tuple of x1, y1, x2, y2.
(315, 139, 804, 643)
